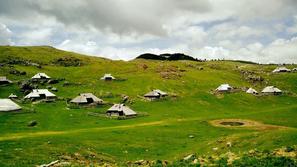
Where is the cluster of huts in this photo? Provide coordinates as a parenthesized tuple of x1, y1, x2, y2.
(216, 84, 282, 95)
(0, 65, 294, 114)
(0, 73, 169, 118)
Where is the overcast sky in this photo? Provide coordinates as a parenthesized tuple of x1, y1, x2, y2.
(0, 0, 297, 63)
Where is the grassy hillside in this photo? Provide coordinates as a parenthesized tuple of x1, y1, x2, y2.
(0, 46, 297, 166)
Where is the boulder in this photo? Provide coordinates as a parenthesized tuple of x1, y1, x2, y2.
(28, 120, 37, 127)
(47, 79, 59, 84)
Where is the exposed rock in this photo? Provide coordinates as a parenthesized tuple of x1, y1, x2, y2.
(63, 81, 70, 86)
(188, 135, 195, 138)
(212, 147, 218, 151)
(28, 120, 37, 127)
(184, 154, 195, 161)
(192, 159, 198, 164)
(9, 69, 26, 76)
(19, 80, 37, 92)
(51, 87, 58, 92)
(37, 160, 59, 167)
(47, 79, 59, 84)
(52, 56, 82, 67)
(46, 85, 52, 89)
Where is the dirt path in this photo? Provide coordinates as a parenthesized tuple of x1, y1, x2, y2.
(0, 121, 166, 141)
(1, 105, 297, 142)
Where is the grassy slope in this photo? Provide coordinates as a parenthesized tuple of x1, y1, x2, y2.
(0, 46, 297, 166)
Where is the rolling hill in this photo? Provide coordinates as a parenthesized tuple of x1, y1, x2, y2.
(0, 46, 297, 166)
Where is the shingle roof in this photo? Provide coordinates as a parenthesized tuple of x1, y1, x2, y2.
(24, 89, 56, 99)
(32, 73, 51, 79)
(246, 88, 258, 94)
(0, 99, 21, 112)
(107, 104, 137, 116)
(100, 74, 115, 80)
(144, 89, 167, 97)
(261, 86, 282, 93)
(0, 76, 12, 83)
(8, 94, 18, 98)
(70, 93, 103, 104)
(216, 84, 232, 91)
(272, 67, 291, 73)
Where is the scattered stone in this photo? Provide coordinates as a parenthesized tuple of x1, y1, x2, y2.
(51, 87, 58, 92)
(188, 135, 195, 138)
(19, 80, 37, 92)
(52, 56, 82, 67)
(9, 69, 26, 76)
(47, 79, 59, 84)
(57, 161, 71, 166)
(63, 81, 70, 86)
(37, 160, 59, 167)
(184, 154, 195, 161)
(192, 158, 198, 164)
(212, 147, 218, 151)
(134, 160, 149, 165)
(121, 95, 129, 103)
(14, 148, 23, 151)
(28, 120, 37, 127)
(46, 85, 52, 89)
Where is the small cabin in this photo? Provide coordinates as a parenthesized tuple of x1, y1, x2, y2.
(70, 93, 103, 105)
(31, 73, 51, 81)
(0, 76, 12, 85)
(261, 86, 282, 95)
(106, 104, 137, 117)
(272, 67, 291, 73)
(144, 89, 168, 100)
(101, 74, 115, 81)
(216, 84, 232, 92)
(24, 89, 56, 100)
(246, 88, 258, 95)
(0, 99, 21, 112)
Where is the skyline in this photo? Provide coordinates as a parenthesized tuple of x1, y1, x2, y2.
(0, 0, 297, 63)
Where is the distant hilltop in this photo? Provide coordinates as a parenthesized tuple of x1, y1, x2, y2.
(136, 53, 203, 61)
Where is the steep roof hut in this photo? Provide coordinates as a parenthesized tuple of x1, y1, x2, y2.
(246, 88, 258, 94)
(106, 104, 137, 117)
(0, 76, 12, 84)
(70, 93, 103, 104)
(100, 74, 115, 81)
(272, 67, 291, 73)
(153, 89, 168, 96)
(261, 86, 282, 95)
(8, 93, 18, 99)
(144, 89, 168, 100)
(32, 73, 51, 80)
(0, 99, 21, 112)
(216, 84, 232, 92)
(24, 89, 56, 100)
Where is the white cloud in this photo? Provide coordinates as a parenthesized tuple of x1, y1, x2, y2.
(19, 28, 53, 45)
(0, 1, 297, 63)
(0, 23, 13, 45)
(190, 37, 297, 64)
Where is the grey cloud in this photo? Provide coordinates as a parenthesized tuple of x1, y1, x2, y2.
(0, 23, 12, 45)
(0, 0, 212, 36)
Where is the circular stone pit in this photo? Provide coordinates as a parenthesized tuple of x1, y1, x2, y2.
(209, 119, 262, 128)
(220, 121, 245, 126)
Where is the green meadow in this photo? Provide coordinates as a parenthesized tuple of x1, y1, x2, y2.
(0, 46, 297, 166)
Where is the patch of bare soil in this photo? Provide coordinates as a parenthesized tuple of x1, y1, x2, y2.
(209, 119, 288, 130)
(156, 64, 184, 79)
